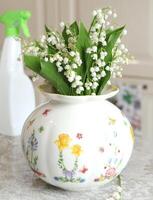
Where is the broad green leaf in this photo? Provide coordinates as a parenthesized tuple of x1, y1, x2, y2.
(106, 26, 125, 41)
(105, 26, 125, 62)
(40, 61, 70, 95)
(89, 16, 97, 33)
(45, 25, 51, 35)
(62, 26, 69, 46)
(62, 21, 79, 46)
(76, 22, 90, 53)
(24, 55, 70, 95)
(97, 26, 125, 95)
(44, 25, 58, 54)
(76, 22, 92, 82)
(97, 71, 111, 95)
(47, 45, 57, 54)
(70, 21, 79, 36)
(24, 55, 41, 73)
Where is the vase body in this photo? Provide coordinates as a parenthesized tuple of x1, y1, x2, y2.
(21, 89, 134, 191)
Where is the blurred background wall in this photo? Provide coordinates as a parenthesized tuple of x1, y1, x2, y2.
(1, 0, 153, 140)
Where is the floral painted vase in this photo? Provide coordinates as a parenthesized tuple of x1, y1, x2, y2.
(21, 86, 134, 191)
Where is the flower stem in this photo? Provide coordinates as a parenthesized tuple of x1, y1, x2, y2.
(117, 175, 121, 186)
(89, 16, 96, 34)
(58, 151, 66, 170)
(117, 175, 122, 199)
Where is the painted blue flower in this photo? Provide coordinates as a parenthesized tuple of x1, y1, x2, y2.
(80, 178, 85, 183)
(28, 131, 38, 151)
(54, 177, 59, 181)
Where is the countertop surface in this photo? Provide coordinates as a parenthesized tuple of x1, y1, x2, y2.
(0, 134, 153, 200)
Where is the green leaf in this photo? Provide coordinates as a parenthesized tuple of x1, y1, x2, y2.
(70, 21, 79, 36)
(76, 22, 92, 82)
(45, 25, 51, 34)
(47, 45, 57, 54)
(40, 61, 70, 95)
(44, 25, 58, 54)
(62, 26, 69, 46)
(76, 22, 90, 54)
(62, 21, 79, 46)
(105, 26, 125, 62)
(97, 26, 125, 95)
(97, 71, 111, 95)
(24, 55, 41, 73)
(24, 55, 71, 95)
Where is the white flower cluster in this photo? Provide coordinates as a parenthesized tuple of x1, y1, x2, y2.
(86, 8, 129, 89)
(44, 49, 84, 94)
(111, 38, 129, 78)
(90, 8, 116, 46)
(60, 22, 77, 49)
(86, 45, 109, 92)
(41, 33, 65, 51)
(24, 33, 65, 59)
(24, 28, 84, 94)
(24, 8, 130, 95)
(23, 42, 43, 57)
(63, 51, 84, 94)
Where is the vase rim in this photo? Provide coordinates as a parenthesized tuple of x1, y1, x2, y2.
(38, 84, 119, 103)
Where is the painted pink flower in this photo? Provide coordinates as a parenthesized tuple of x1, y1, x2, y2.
(79, 166, 88, 174)
(105, 167, 116, 178)
(76, 133, 83, 139)
(42, 109, 51, 116)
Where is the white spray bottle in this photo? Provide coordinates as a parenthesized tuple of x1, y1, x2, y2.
(0, 10, 35, 136)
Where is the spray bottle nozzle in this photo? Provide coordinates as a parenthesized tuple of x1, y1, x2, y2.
(0, 10, 31, 37)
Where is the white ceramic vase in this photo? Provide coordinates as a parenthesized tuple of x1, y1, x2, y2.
(21, 86, 134, 191)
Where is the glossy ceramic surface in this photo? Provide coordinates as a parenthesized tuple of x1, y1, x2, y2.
(21, 87, 134, 191)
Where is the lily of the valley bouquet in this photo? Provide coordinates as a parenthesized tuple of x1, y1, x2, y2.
(24, 7, 129, 96)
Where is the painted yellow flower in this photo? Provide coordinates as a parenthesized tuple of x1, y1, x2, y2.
(109, 117, 116, 125)
(55, 133, 72, 150)
(71, 144, 83, 157)
(99, 175, 105, 181)
(130, 126, 135, 143)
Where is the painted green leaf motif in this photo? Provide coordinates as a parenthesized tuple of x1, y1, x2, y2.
(33, 156, 38, 166)
(54, 176, 85, 183)
(38, 126, 44, 133)
(55, 135, 85, 183)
